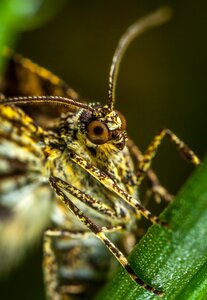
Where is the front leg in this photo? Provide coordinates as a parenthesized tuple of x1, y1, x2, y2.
(68, 152, 167, 226)
(127, 137, 173, 203)
(136, 128, 200, 185)
(49, 176, 163, 296)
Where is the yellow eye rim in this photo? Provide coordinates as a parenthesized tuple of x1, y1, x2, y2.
(116, 110, 127, 130)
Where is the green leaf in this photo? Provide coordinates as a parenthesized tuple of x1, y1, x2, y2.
(97, 157, 207, 300)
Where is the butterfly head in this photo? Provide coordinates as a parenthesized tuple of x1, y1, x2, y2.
(79, 104, 127, 151)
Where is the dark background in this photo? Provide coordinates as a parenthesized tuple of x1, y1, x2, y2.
(1, 0, 207, 299)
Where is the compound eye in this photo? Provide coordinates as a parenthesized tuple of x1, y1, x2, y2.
(116, 110, 127, 130)
(87, 120, 110, 145)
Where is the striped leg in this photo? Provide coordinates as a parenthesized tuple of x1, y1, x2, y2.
(43, 231, 60, 300)
(45, 225, 124, 238)
(127, 138, 173, 202)
(68, 152, 166, 226)
(136, 129, 200, 186)
(52, 176, 118, 220)
(49, 176, 163, 295)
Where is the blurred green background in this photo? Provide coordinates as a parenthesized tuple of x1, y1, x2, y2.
(0, 0, 207, 299)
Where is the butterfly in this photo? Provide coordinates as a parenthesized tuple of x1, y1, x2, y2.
(0, 7, 200, 300)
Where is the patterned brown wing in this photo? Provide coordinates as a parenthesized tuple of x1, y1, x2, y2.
(0, 49, 81, 128)
(0, 105, 53, 274)
(1, 48, 80, 99)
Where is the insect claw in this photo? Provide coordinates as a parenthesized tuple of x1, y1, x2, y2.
(159, 219, 170, 228)
(154, 290, 164, 297)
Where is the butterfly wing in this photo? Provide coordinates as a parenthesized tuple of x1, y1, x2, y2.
(0, 104, 53, 273)
(0, 49, 81, 129)
(0, 50, 83, 273)
(1, 48, 80, 99)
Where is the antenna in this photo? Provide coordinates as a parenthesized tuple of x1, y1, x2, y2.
(108, 7, 172, 110)
(0, 95, 94, 112)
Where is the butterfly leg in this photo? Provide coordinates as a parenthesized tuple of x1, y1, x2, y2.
(50, 176, 119, 219)
(69, 152, 166, 226)
(136, 129, 200, 186)
(43, 176, 127, 300)
(49, 176, 163, 295)
(127, 137, 173, 203)
(43, 230, 60, 300)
